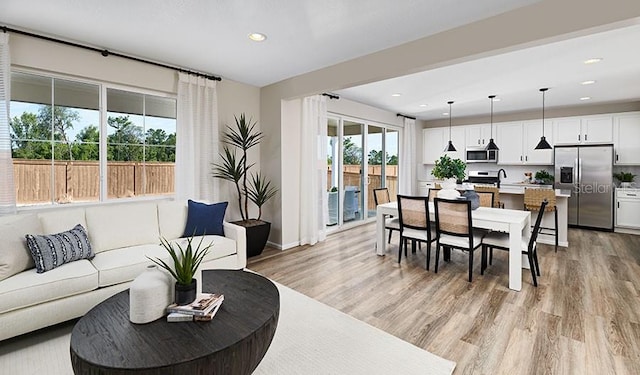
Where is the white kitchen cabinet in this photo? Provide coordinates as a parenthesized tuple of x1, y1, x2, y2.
(613, 113, 640, 165)
(615, 189, 640, 229)
(422, 126, 465, 163)
(465, 124, 493, 148)
(496, 120, 553, 165)
(553, 115, 613, 145)
(423, 128, 444, 164)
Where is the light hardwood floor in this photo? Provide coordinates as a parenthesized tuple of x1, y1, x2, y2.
(248, 223, 640, 375)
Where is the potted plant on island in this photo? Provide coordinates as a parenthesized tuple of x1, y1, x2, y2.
(613, 171, 636, 188)
(149, 236, 213, 305)
(212, 114, 278, 257)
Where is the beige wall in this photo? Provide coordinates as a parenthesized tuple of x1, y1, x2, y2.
(10, 33, 261, 220)
(327, 98, 403, 127)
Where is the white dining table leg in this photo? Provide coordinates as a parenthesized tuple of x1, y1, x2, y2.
(376, 209, 386, 256)
(508, 221, 523, 291)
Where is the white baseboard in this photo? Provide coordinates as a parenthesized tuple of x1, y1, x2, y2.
(266, 240, 300, 250)
(614, 227, 640, 235)
(537, 238, 569, 247)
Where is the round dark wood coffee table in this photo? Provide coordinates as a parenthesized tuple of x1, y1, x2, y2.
(70, 270, 279, 374)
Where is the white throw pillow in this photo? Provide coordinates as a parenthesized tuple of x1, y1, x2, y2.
(0, 214, 42, 281)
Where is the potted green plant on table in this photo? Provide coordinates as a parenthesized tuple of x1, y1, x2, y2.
(431, 155, 467, 183)
(613, 171, 636, 188)
(212, 114, 278, 257)
(431, 155, 467, 200)
(149, 236, 213, 305)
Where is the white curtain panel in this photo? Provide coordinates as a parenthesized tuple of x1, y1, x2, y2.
(399, 117, 416, 195)
(175, 72, 219, 202)
(299, 95, 328, 245)
(0, 33, 16, 216)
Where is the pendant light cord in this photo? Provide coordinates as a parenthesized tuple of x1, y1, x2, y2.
(448, 101, 453, 140)
(540, 88, 548, 136)
(489, 95, 495, 138)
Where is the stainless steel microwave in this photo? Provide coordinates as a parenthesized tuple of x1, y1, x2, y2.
(466, 147, 498, 163)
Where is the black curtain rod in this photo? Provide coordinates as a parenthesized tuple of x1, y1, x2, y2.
(322, 93, 339, 100)
(396, 113, 416, 120)
(1, 25, 222, 81)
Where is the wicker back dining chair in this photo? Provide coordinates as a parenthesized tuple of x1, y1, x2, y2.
(476, 191, 495, 208)
(433, 198, 486, 282)
(482, 200, 548, 286)
(397, 195, 436, 269)
(373, 188, 400, 244)
(524, 188, 558, 252)
(474, 185, 503, 208)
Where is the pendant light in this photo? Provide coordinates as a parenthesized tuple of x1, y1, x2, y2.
(485, 95, 499, 150)
(444, 101, 456, 152)
(535, 88, 552, 150)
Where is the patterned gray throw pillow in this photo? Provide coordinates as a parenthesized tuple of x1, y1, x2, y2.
(25, 224, 94, 273)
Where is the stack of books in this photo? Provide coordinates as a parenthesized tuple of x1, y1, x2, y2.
(166, 293, 224, 322)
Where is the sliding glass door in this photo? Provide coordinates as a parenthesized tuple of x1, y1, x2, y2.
(326, 115, 400, 230)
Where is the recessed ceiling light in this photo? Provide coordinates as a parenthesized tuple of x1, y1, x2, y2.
(581, 80, 596, 85)
(248, 33, 267, 42)
(583, 58, 602, 64)
(492, 98, 501, 102)
(419, 104, 428, 107)
(391, 93, 402, 97)
(580, 96, 591, 101)
(442, 112, 449, 116)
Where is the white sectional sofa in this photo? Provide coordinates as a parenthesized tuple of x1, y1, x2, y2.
(0, 200, 246, 341)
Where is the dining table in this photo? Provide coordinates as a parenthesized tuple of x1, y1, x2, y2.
(376, 201, 531, 291)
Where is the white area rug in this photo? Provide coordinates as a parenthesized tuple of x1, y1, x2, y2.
(255, 282, 456, 375)
(0, 281, 455, 375)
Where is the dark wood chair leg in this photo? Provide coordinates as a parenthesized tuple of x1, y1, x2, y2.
(398, 236, 403, 263)
(435, 242, 440, 273)
(388, 229, 393, 244)
(527, 251, 538, 287)
(533, 248, 541, 276)
(554, 208, 558, 252)
(481, 245, 486, 275)
(468, 248, 473, 282)
(426, 243, 431, 271)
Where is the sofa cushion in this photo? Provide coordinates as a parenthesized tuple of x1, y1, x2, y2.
(158, 201, 188, 240)
(182, 200, 227, 237)
(0, 214, 41, 281)
(0, 259, 98, 314)
(90, 244, 173, 287)
(26, 224, 94, 273)
(85, 202, 160, 253)
(170, 235, 237, 264)
(37, 208, 87, 235)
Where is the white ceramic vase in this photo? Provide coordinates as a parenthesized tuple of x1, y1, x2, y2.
(129, 265, 173, 324)
(437, 178, 460, 199)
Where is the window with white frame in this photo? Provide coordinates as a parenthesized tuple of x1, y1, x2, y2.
(9, 71, 176, 206)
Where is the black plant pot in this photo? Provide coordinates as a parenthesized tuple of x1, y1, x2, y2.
(234, 220, 271, 258)
(175, 279, 197, 305)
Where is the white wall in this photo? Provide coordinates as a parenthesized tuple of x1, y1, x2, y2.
(10, 33, 261, 217)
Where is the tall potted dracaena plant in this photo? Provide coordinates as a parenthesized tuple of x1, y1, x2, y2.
(212, 114, 278, 257)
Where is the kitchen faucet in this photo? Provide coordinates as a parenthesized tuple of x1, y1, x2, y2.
(497, 168, 507, 188)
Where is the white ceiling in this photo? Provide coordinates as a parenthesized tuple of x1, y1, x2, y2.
(2, 0, 535, 87)
(336, 22, 640, 120)
(2, 0, 639, 121)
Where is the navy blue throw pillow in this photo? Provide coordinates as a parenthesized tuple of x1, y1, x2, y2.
(182, 200, 228, 237)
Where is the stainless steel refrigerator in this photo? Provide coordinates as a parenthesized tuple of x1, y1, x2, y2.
(554, 144, 614, 230)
